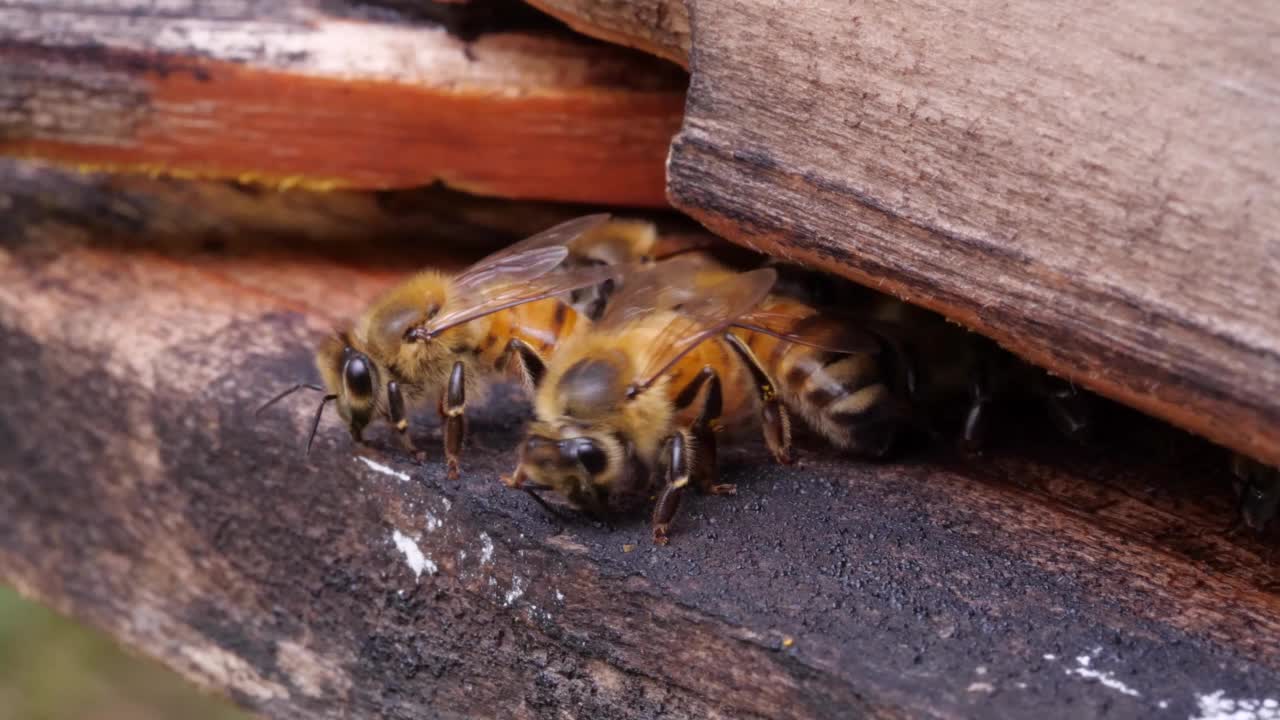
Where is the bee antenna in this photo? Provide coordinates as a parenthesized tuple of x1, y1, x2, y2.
(256, 383, 327, 416)
(306, 394, 338, 455)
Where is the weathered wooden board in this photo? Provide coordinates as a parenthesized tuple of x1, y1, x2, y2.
(0, 0, 686, 206)
(523, 0, 690, 67)
(533, 0, 1280, 468)
(2, 161, 1279, 719)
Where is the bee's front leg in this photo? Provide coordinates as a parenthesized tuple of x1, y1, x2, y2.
(687, 366, 734, 497)
(386, 380, 423, 460)
(723, 333, 792, 464)
(439, 361, 467, 479)
(652, 430, 693, 546)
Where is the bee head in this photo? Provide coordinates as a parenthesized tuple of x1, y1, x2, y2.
(512, 422, 625, 516)
(316, 333, 381, 443)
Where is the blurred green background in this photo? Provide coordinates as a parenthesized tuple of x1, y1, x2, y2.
(0, 586, 248, 720)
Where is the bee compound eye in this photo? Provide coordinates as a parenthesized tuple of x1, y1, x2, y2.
(572, 439, 609, 476)
(343, 355, 375, 398)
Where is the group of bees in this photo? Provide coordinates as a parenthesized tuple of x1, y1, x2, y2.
(260, 215, 1280, 544)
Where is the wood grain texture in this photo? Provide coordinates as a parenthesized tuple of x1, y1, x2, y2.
(523, 0, 689, 67)
(2, 160, 1280, 718)
(530, 0, 1280, 466)
(0, 0, 686, 206)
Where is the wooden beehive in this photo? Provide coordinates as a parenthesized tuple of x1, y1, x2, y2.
(1, 1, 1277, 717)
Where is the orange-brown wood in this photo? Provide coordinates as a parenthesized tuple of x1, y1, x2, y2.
(0, 8, 686, 206)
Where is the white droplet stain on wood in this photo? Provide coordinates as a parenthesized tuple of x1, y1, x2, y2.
(1064, 655, 1141, 698)
(480, 532, 495, 565)
(357, 456, 410, 482)
(425, 511, 441, 532)
(1192, 691, 1280, 720)
(392, 530, 436, 579)
(504, 575, 527, 606)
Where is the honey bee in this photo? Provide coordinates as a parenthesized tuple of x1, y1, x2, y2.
(822, 289, 1095, 452)
(503, 255, 889, 544)
(258, 214, 624, 476)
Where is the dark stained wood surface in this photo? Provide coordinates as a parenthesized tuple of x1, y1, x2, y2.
(531, 0, 1280, 469)
(0, 0, 686, 206)
(2, 161, 1279, 718)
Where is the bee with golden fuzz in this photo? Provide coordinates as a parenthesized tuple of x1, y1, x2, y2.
(808, 287, 1095, 453)
(504, 256, 889, 543)
(504, 259, 779, 544)
(732, 292, 910, 459)
(258, 214, 622, 476)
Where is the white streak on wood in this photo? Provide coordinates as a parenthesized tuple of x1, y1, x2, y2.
(1192, 692, 1280, 720)
(504, 575, 527, 606)
(357, 456, 410, 483)
(392, 530, 436, 580)
(1065, 655, 1141, 698)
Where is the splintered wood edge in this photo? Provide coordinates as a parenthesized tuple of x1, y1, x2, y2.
(523, 0, 692, 67)
(0, 4, 686, 205)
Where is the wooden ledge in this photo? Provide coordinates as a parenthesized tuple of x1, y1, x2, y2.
(0, 0, 686, 205)
(2, 163, 1279, 718)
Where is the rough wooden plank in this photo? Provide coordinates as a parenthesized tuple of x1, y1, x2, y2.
(531, 0, 1280, 467)
(0, 0, 686, 206)
(665, 0, 1280, 468)
(523, 0, 689, 67)
(2, 161, 1280, 719)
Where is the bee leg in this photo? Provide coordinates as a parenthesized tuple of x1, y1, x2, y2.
(386, 381, 422, 459)
(501, 337, 547, 391)
(960, 387, 992, 453)
(960, 361, 996, 453)
(723, 333, 793, 464)
(672, 365, 732, 495)
(652, 430, 694, 546)
(439, 361, 467, 479)
(1036, 373, 1093, 444)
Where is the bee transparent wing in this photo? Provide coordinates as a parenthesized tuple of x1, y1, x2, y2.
(733, 310, 882, 355)
(598, 253, 728, 329)
(422, 215, 615, 336)
(452, 213, 611, 292)
(623, 266, 778, 396)
(423, 263, 626, 338)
